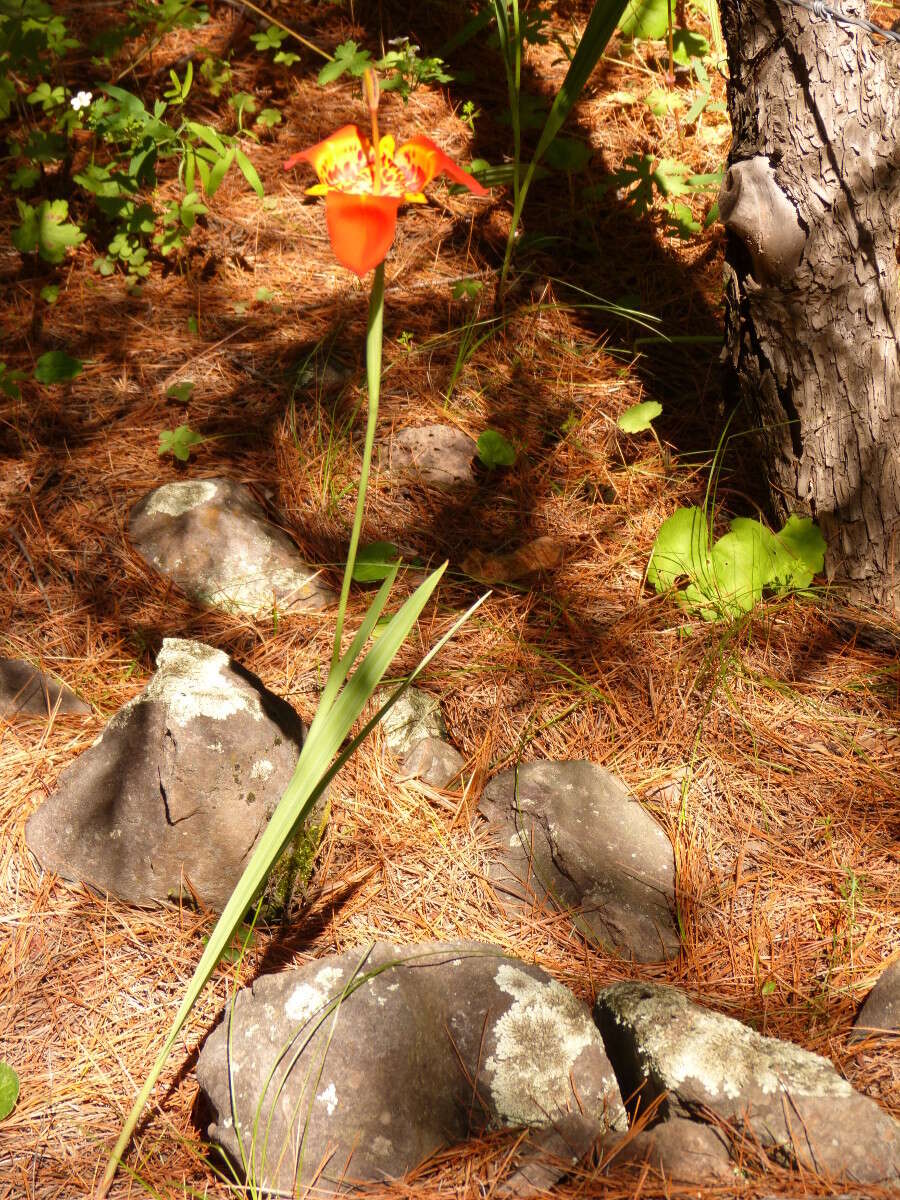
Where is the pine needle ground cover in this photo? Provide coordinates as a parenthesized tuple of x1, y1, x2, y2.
(1, 3, 897, 1197)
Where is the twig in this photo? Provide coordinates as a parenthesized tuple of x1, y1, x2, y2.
(11, 528, 52, 613)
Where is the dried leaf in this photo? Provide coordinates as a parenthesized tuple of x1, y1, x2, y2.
(461, 536, 564, 584)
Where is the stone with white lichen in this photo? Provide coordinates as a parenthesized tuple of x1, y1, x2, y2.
(195, 940, 626, 1196)
(128, 477, 335, 616)
(594, 981, 900, 1184)
(25, 638, 307, 909)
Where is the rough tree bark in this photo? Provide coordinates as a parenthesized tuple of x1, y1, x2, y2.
(719, 0, 900, 613)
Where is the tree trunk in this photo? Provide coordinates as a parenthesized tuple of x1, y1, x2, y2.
(719, 0, 900, 613)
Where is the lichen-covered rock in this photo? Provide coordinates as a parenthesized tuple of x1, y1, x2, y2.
(0, 658, 90, 717)
(128, 477, 335, 616)
(480, 761, 679, 963)
(25, 638, 306, 909)
(385, 425, 476, 489)
(594, 981, 900, 1184)
(851, 958, 900, 1041)
(196, 940, 626, 1196)
(398, 736, 465, 788)
(376, 686, 446, 758)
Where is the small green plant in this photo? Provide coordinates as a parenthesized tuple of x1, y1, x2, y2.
(477, 428, 516, 468)
(648, 508, 826, 619)
(165, 380, 194, 403)
(460, 99, 480, 131)
(451, 278, 484, 301)
(0, 1062, 18, 1122)
(158, 425, 205, 461)
(316, 37, 452, 100)
(12, 199, 85, 263)
(33, 350, 82, 383)
(587, 154, 721, 238)
(0, 362, 28, 400)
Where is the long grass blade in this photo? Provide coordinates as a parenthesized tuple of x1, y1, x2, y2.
(98, 562, 449, 1196)
(526, 0, 631, 187)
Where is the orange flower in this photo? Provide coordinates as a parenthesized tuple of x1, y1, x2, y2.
(284, 124, 488, 277)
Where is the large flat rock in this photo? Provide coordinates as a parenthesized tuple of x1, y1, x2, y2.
(196, 940, 626, 1196)
(479, 761, 679, 962)
(595, 981, 900, 1185)
(25, 638, 305, 909)
(128, 477, 335, 616)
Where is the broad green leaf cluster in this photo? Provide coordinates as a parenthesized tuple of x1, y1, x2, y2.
(3, 2, 267, 285)
(648, 508, 826, 619)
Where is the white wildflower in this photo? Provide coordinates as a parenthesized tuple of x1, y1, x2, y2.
(70, 91, 92, 112)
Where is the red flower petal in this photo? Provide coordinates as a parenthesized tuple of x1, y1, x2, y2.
(324, 191, 402, 276)
(394, 136, 488, 196)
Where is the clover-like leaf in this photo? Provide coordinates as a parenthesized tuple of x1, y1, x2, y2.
(34, 350, 83, 384)
(617, 400, 662, 433)
(477, 429, 516, 469)
(158, 425, 205, 461)
(13, 200, 85, 264)
(166, 381, 195, 403)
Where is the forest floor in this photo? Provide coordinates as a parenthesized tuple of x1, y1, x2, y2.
(1, 2, 898, 1198)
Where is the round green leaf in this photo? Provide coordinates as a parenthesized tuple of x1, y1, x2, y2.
(477, 429, 516, 469)
(617, 400, 662, 433)
(618, 0, 670, 39)
(34, 350, 83, 384)
(544, 137, 592, 173)
(647, 505, 709, 593)
(0, 1062, 19, 1121)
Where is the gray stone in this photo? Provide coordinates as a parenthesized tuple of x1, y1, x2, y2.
(398, 736, 465, 788)
(386, 425, 476, 489)
(599, 1117, 736, 1184)
(851, 957, 900, 1041)
(479, 761, 679, 963)
(25, 638, 305, 909)
(594, 981, 900, 1184)
(0, 659, 90, 717)
(196, 940, 626, 1197)
(128, 477, 335, 616)
(376, 686, 446, 758)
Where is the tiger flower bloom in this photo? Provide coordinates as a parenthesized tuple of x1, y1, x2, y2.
(284, 123, 488, 277)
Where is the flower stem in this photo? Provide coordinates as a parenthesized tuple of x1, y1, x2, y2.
(330, 260, 385, 673)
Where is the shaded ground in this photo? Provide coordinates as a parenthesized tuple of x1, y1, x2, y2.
(1, 2, 898, 1197)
